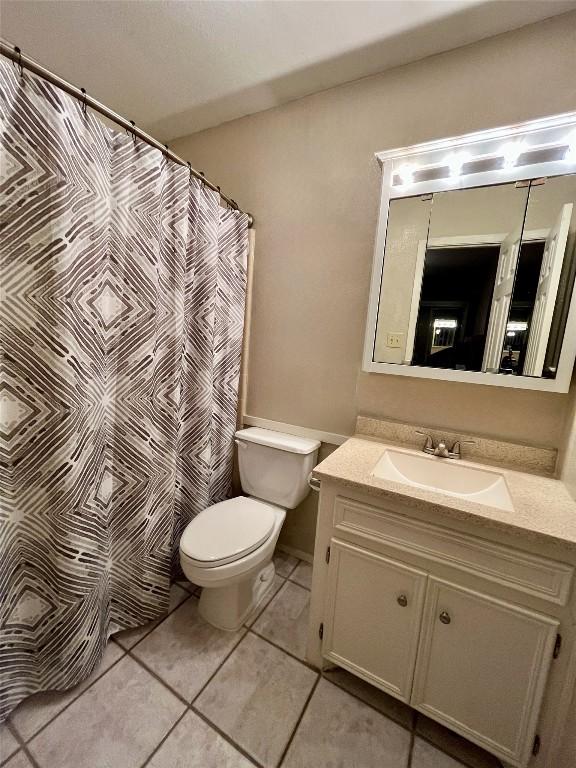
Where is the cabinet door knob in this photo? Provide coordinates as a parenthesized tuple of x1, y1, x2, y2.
(397, 594, 408, 607)
(439, 611, 451, 625)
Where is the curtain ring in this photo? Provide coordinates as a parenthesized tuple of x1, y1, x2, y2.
(14, 46, 23, 78)
(80, 88, 88, 116)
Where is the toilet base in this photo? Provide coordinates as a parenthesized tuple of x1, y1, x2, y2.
(198, 560, 276, 631)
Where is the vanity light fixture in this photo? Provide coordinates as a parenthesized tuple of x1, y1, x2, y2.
(447, 151, 471, 177)
(434, 319, 458, 329)
(386, 113, 576, 193)
(397, 163, 416, 186)
(501, 141, 526, 170)
(507, 321, 528, 332)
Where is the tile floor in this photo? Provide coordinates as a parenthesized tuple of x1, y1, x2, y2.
(1, 551, 503, 768)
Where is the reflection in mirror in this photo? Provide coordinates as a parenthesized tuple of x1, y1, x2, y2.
(411, 245, 501, 371)
(374, 196, 432, 364)
(373, 174, 576, 380)
(498, 243, 543, 374)
(503, 174, 576, 378)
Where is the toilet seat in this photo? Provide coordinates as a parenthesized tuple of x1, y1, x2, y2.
(179, 496, 278, 568)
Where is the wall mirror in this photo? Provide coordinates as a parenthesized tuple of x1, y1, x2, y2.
(364, 113, 576, 392)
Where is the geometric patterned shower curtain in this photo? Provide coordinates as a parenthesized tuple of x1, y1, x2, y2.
(0, 57, 248, 721)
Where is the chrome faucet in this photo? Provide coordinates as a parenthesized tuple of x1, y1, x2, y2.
(416, 431, 475, 460)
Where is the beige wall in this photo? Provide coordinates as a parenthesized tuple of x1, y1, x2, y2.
(173, 12, 576, 454)
(174, 13, 576, 552)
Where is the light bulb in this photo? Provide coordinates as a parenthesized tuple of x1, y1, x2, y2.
(447, 151, 471, 178)
(501, 141, 526, 170)
(397, 164, 416, 186)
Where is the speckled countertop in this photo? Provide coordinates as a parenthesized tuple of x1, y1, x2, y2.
(312, 436, 576, 551)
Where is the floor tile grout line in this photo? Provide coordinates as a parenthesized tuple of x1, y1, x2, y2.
(139, 709, 189, 768)
(319, 672, 415, 733)
(244, 575, 287, 629)
(11, 584, 240, 764)
(278, 565, 299, 579)
(190, 705, 264, 768)
(407, 726, 417, 768)
(11, 648, 128, 745)
(247, 627, 318, 673)
(249, 579, 291, 628)
(6, 720, 23, 746)
(3, 721, 26, 767)
(286, 577, 310, 591)
(414, 711, 502, 768)
(0, 749, 18, 768)
(277, 673, 321, 767)
(174, 580, 198, 596)
(189, 628, 249, 707)
(0, 737, 41, 768)
(125, 649, 190, 706)
(11, 586, 193, 744)
(412, 731, 497, 768)
(247, 584, 423, 755)
(127, 627, 317, 768)
(320, 674, 482, 768)
(187, 618, 317, 767)
(276, 555, 300, 580)
(20, 743, 42, 768)
(7, 726, 42, 768)
(114, 589, 194, 653)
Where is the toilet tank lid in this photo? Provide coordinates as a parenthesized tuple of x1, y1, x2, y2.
(235, 427, 320, 455)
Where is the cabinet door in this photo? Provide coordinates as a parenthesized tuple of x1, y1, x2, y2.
(412, 578, 559, 767)
(322, 539, 427, 702)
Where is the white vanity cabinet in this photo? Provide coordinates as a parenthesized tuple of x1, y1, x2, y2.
(323, 540, 427, 702)
(308, 486, 575, 768)
(411, 578, 558, 766)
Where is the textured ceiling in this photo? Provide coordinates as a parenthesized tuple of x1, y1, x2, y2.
(2, 0, 575, 141)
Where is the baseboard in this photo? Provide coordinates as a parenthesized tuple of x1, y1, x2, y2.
(276, 543, 314, 564)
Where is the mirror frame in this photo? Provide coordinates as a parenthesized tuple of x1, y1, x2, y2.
(363, 111, 576, 392)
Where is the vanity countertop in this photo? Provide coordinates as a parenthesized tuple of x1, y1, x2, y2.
(312, 435, 576, 551)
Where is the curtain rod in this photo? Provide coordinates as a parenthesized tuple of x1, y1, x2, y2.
(0, 41, 253, 228)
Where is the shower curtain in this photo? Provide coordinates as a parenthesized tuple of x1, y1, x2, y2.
(0, 57, 249, 721)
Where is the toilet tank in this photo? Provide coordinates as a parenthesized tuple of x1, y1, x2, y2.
(235, 428, 320, 509)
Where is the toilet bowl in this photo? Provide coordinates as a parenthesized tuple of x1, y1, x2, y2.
(179, 428, 319, 631)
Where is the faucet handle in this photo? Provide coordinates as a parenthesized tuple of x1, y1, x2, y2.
(449, 439, 476, 458)
(415, 430, 435, 453)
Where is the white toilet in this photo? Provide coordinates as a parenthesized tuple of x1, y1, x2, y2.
(179, 427, 320, 631)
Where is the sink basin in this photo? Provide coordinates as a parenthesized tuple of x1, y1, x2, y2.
(371, 448, 514, 512)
